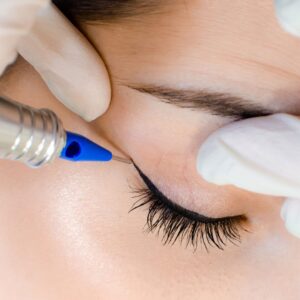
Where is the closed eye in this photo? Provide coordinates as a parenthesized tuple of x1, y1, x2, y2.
(129, 163, 247, 251)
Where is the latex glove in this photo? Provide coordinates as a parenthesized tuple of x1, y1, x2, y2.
(0, 1, 111, 121)
(274, 0, 300, 37)
(197, 114, 300, 238)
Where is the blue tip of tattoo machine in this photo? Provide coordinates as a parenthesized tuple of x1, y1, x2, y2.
(60, 131, 131, 164)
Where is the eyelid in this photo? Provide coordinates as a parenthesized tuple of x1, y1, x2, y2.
(130, 163, 247, 251)
(133, 162, 245, 223)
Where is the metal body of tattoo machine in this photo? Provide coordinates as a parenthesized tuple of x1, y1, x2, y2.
(0, 96, 130, 168)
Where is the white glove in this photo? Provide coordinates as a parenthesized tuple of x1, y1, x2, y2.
(0, 0, 111, 121)
(197, 114, 300, 238)
(274, 0, 300, 37)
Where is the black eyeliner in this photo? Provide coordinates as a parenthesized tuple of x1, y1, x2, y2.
(133, 163, 242, 224)
(130, 163, 247, 250)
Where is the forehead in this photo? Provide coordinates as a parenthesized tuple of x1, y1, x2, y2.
(85, 0, 300, 108)
(86, 1, 288, 61)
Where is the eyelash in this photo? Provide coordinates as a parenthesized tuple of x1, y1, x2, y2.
(129, 185, 247, 252)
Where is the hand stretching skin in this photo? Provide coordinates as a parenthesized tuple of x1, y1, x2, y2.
(197, 0, 300, 239)
(0, 0, 111, 121)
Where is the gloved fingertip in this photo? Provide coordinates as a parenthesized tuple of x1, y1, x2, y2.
(0, 50, 18, 76)
(281, 197, 300, 238)
(77, 90, 111, 122)
(42, 69, 111, 122)
(274, 0, 300, 37)
(64, 93, 111, 122)
(196, 132, 232, 185)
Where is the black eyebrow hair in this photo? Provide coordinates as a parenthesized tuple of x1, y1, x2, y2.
(53, 0, 166, 24)
(127, 84, 274, 120)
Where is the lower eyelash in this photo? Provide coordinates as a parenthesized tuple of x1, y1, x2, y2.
(129, 186, 247, 252)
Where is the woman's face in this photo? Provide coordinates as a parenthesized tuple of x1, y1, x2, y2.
(1, 0, 300, 299)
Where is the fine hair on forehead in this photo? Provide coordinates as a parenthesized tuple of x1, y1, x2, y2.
(52, 0, 169, 24)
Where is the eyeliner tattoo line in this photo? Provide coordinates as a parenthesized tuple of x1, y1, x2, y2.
(135, 163, 234, 223)
(129, 163, 247, 251)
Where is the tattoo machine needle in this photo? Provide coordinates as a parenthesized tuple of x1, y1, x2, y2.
(0, 96, 132, 168)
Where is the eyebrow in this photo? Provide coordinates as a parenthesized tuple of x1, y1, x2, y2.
(127, 84, 274, 120)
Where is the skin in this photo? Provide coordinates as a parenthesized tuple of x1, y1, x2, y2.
(0, 0, 300, 299)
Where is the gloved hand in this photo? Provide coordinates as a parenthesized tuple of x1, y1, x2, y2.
(0, 0, 111, 121)
(196, 114, 300, 238)
(196, 0, 300, 239)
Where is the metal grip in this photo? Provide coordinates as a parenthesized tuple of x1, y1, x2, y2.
(0, 96, 66, 167)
